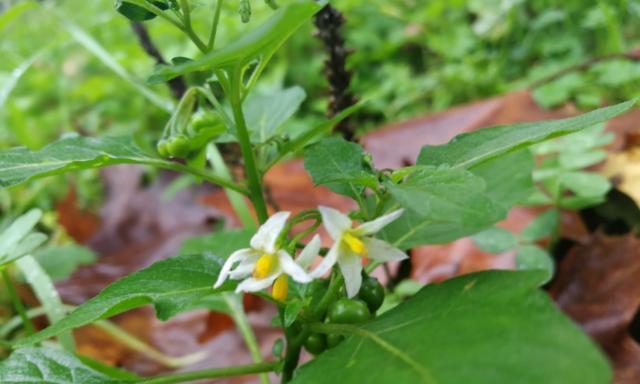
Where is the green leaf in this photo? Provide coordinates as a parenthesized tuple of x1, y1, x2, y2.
(284, 299, 304, 327)
(60, 18, 172, 112)
(148, 1, 323, 85)
(115, 0, 169, 21)
(243, 86, 306, 143)
(379, 166, 506, 248)
(0, 135, 191, 190)
(472, 227, 517, 253)
(15, 230, 252, 347)
(521, 209, 560, 242)
(469, 148, 534, 208)
(516, 245, 554, 283)
(293, 270, 610, 384)
(304, 137, 377, 198)
(416, 100, 635, 169)
(0, 209, 44, 267)
(15, 255, 75, 351)
(560, 171, 611, 198)
(0, 348, 125, 384)
(33, 244, 97, 282)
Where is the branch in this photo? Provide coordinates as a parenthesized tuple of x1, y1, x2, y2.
(130, 22, 187, 99)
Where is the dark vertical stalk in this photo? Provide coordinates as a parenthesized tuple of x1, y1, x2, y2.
(130, 22, 187, 99)
(314, 4, 358, 141)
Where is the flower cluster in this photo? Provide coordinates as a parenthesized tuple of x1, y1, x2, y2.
(214, 207, 407, 300)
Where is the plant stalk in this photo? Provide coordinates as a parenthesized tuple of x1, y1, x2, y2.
(230, 88, 269, 223)
(140, 361, 278, 384)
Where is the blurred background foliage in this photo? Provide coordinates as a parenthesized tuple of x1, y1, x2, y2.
(1, 0, 640, 210)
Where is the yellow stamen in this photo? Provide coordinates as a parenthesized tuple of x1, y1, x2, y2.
(342, 232, 368, 257)
(272, 275, 288, 302)
(253, 254, 278, 279)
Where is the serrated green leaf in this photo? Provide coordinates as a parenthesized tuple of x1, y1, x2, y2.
(304, 137, 377, 198)
(417, 100, 635, 169)
(379, 166, 506, 248)
(0, 135, 183, 190)
(293, 270, 610, 384)
(516, 245, 554, 283)
(472, 227, 517, 253)
(0, 347, 126, 384)
(15, 230, 252, 347)
(148, 1, 323, 84)
(521, 209, 560, 242)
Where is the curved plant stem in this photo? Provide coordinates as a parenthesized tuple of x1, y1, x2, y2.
(230, 84, 269, 223)
(1, 269, 35, 336)
(223, 293, 270, 384)
(140, 361, 279, 384)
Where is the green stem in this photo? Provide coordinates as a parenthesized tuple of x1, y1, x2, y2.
(1, 269, 35, 336)
(178, 0, 208, 52)
(313, 270, 343, 319)
(230, 85, 269, 223)
(156, 160, 249, 195)
(207, 0, 224, 50)
(280, 309, 309, 384)
(223, 293, 270, 384)
(206, 144, 257, 229)
(141, 362, 278, 384)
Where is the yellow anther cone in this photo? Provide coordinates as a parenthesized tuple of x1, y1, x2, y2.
(342, 232, 368, 257)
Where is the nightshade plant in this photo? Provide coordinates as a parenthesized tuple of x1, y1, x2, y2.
(0, 1, 636, 383)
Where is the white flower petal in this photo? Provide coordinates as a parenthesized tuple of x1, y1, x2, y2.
(214, 248, 254, 288)
(309, 242, 340, 278)
(338, 252, 363, 298)
(355, 209, 404, 236)
(250, 211, 290, 253)
(278, 250, 312, 283)
(229, 262, 255, 279)
(319, 206, 352, 240)
(363, 237, 408, 262)
(296, 235, 321, 268)
(235, 274, 279, 293)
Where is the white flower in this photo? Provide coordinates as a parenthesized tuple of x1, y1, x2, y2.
(312, 206, 407, 298)
(213, 212, 314, 300)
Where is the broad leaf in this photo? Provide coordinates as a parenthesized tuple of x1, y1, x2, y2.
(521, 209, 560, 242)
(33, 244, 97, 282)
(469, 149, 534, 208)
(304, 137, 377, 198)
(0, 348, 126, 384)
(516, 245, 554, 283)
(148, 1, 323, 84)
(15, 230, 252, 347)
(0, 135, 177, 190)
(293, 270, 610, 384)
(417, 100, 635, 169)
(244, 86, 306, 143)
(472, 227, 517, 253)
(379, 166, 506, 248)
